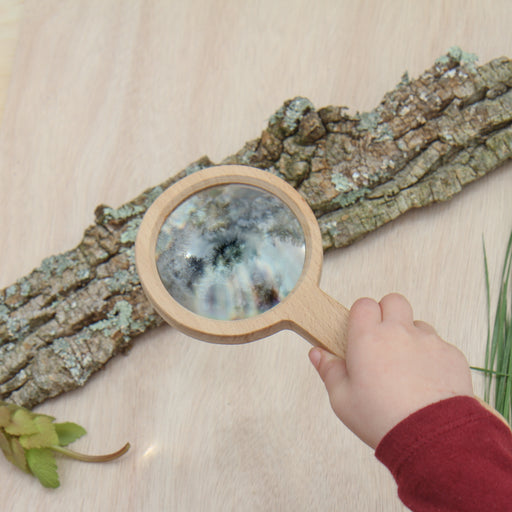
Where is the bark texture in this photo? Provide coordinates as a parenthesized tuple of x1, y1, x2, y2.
(2, 49, 512, 407)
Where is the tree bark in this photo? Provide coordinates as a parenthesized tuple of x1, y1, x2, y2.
(2, 49, 512, 408)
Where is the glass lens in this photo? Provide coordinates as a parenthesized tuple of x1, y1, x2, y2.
(155, 184, 305, 320)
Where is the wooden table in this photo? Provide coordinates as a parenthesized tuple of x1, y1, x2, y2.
(0, 0, 23, 119)
(1, 2, 511, 510)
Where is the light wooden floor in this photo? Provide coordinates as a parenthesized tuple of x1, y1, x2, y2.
(1, 2, 511, 510)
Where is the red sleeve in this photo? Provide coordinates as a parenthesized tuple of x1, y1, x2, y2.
(375, 396, 512, 511)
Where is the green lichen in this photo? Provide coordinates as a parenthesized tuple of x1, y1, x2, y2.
(41, 254, 75, 277)
(485, 126, 512, 162)
(99, 204, 145, 223)
(19, 281, 32, 297)
(106, 269, 137, 294)
(121, 245, 136, 265)
(120, 218, 142, 244)
(51, 337, 93, 385)
(357, 110, 381, 132)
(76, 268, 91, 281)
(88, 298, 157, 341)
(0, 304, 9, 321)
(89, 300, 133, 336)
(436, 46, 479, 72)
(269, 97, 315, 137)
(375, 122, 394, 141)
(234, 146, 258, 166)
(279, 154, 310, 184)
(331, 173, 356, 193)
(52, 338, 79, 378)
(144, 185, 163, 204)
(332, 187, 369, 209)
(6, 316, 29, 338)
(399, 71, 410, 86)
(4, 285, 17, 298)
(448, 46, 478, 65)
(100, 185, 164, 224)
(184, 161, 211, 176)
(331, 173, 369, 208)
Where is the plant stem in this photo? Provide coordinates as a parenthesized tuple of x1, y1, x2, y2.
(51, 442, 130, 463)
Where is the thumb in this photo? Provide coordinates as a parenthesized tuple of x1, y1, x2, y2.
(309, 347, 348, 405)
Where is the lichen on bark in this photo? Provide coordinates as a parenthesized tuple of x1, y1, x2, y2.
(1, 49, 512, 408)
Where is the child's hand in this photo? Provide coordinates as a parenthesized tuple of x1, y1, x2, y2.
(309, 293, 474, 449)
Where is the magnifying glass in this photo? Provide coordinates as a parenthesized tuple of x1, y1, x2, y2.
(135, 165, 348, 358)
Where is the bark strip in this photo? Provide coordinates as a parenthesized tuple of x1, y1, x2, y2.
(1, 48, 512, 407)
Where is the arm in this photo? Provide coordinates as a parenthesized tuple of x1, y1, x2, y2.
(309, 293, 512, 511)
(375, 395, 512, 511)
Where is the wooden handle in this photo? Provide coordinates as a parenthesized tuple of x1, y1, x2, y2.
(284, 284, 349, 359)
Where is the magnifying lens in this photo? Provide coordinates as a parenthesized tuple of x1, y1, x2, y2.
(135, 165, 348, 358)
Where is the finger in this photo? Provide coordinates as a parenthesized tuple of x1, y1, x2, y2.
(379, 293, 414, 325)
(348, 297, 382, 340)
(414, 319, 437, 335)
(309, 347, 348, 396)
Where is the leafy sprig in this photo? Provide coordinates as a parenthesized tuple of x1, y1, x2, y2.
(0, 401, 130, 488)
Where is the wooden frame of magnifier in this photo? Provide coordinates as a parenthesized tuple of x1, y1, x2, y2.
(135, 165, 348, 358)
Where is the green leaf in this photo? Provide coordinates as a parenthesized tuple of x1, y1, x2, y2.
(26, 448, 60, 488)
(0, 430, 14, 462)
(4, 408, 38, 437)
(0, 401, 18, 411)
(1, 429, 29, 473)
(54, 422, 87, 446)
(10, 437, 29, 473)
(0, 406, 11, 428)
(19, 416, 59, 450)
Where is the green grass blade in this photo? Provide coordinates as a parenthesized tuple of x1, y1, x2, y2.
(483, 228, 512, 423)
(483, 238, 492, 402)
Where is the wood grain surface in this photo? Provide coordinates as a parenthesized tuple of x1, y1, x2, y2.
(0, 0, 23, 120)
(1, 1, 511, 510)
